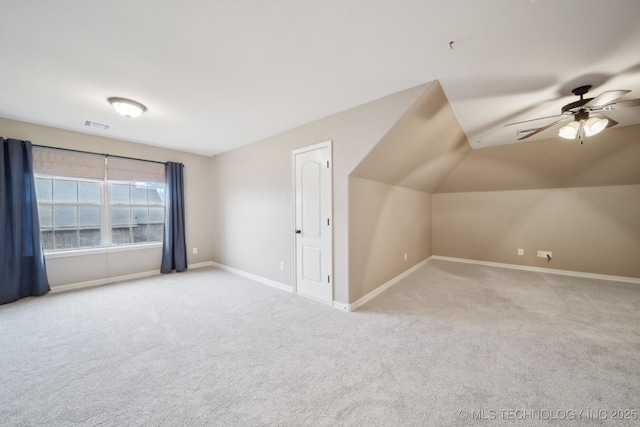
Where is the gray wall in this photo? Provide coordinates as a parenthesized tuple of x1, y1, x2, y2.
(433, 185, 640, 278)
(349, 177, 432, 301)
(432, 124, 640, 279)
(210, 84, 429, 304)
(346, 81, 468, 301)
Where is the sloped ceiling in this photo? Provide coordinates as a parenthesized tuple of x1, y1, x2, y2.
(351, 81, 470, 193)
(351, 81, 640, 194)
(435, 124, 640, 193)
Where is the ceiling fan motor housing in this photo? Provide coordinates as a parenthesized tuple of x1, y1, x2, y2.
(562, 85, 593, 113)
(562, 98, 593, 113)
(572, 85, 592, 96)
(575, 110, 589, 122)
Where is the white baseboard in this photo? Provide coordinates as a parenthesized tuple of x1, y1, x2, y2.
(50, 269, 161, 293)
(341, 254, 639, 312)
(332, 301, 349, 311)
(189, 261, 216, 269)
(49, 261, 217, 294)
(345, 257, 433, 312)
(211, 261, 293, 293)
(432, 256, 640, 284)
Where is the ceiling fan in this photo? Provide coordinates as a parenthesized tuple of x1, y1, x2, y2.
(506, 85, 640, 143)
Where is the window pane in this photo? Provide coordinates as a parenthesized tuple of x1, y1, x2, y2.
(54, 230, 77, 249)
(41, 230, 53, 251)
(38, 205, 52, 229)
(111, 183, 130, 204)
(79, 206, 101, 227)
(35, 178, 52, 202)
(53, 179, 77, 203)
(111, 228, 131, 245)
(149, 224, 163, 242)
(78, 181, 100, 203)
(133, 224, 149, 243)
(132, 207, 148, 225)
(54, 206, 77, 228)
(131, 184, 148, 204)
(111, 207, 130, 226)
(79, 229, 101, 248)
(149, 207, 164, 224)
(148, 184, 165, 204)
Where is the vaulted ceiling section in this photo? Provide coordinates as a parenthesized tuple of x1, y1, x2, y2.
(351, 82, 640, 193)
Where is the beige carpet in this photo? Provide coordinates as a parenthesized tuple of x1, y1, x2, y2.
(1, 259, 639, 426)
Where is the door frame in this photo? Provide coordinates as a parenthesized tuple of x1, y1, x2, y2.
(291, 140, 333, 302)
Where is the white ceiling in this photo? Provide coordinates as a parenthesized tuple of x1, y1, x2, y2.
(2, 0, 640, 156)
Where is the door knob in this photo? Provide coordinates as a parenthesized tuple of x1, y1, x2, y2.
(295, 229, 301, 234)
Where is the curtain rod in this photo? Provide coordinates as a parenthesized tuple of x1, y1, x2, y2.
(32, 144, 167, 165)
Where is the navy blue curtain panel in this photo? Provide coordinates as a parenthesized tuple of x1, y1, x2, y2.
(161, 162, 187, 273)
(0, 138, 50, 304)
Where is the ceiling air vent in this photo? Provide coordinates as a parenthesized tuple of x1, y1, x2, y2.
(83, 120, 111, 130)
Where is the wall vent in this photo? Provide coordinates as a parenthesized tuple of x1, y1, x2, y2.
(83, 120, 111, 130)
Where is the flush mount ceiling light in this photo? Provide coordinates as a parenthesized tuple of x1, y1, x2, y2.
(108, 97, 147, 118)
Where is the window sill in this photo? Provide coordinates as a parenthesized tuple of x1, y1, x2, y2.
(44, 243, 162, 259)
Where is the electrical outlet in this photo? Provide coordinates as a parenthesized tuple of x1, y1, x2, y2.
(404, 253, 407, 261)
(517, 248, 524, 255)
(280, 261, 285, 271)
(537, 250, 552, 259)
(192, 247, 198, 254)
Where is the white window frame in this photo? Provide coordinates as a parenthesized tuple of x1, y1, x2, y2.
(35, 175, 165, 255)
(107, 180, 166, 247)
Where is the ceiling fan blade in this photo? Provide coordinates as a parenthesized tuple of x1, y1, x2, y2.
(602, 98, 640, 111)
(606, 118, 619, 128)
(584, 90, 630, 108)
(517, 116, 572, 141)
(505, 113, 566, 127)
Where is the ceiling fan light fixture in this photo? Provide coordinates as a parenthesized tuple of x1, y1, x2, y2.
(512, 85, 640, 143)
(584, 117, 608, 136)
(108, 97, 147, 118)
(558, 121, 578, 139)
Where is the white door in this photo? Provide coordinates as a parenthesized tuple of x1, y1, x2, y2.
(293, 142, 332, 304)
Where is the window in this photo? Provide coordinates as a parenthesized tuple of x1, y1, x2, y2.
(110, 181, 165, 245)
(33, 148, 165, 252)
(36, 176, 102, 251)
